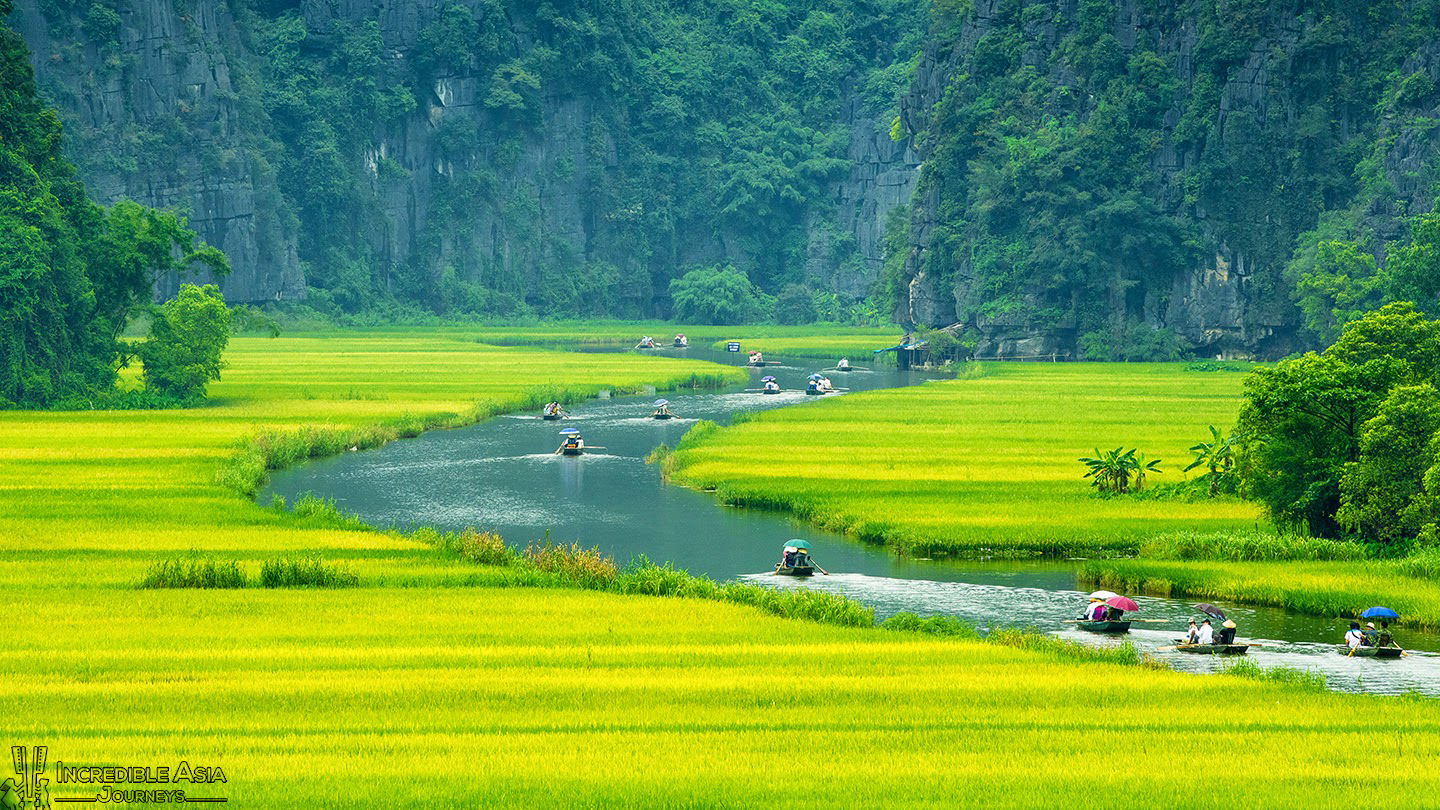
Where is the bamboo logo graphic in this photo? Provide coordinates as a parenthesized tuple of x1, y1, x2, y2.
(2, 746, 49, 809)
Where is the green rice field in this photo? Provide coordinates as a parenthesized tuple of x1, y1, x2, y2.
(668, 362, 1262, 556)
(8, 331, 1440, 807)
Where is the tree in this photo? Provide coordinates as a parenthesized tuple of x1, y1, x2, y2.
(1238, 304, 1440, 537)
(1078, 447, 1159, 495)
(774, 284, 817, 324)
(668, 265, 771, 325)
(1336, 384, 1440, 543)
(138, 284, 232, 401)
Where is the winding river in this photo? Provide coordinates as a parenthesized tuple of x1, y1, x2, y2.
(264, 345, 1440, 696)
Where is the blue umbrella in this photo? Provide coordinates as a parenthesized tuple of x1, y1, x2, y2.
(1360, 606, 1400, 620)
(559, 428, 580, 435)
(761, 376, 776, 382)
(654, 399, 668, 406)
(809, 373, 824, 380)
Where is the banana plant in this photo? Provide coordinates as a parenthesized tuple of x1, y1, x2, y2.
(1185, 425, 1241, 496)
(1079, 447, 1135, 494)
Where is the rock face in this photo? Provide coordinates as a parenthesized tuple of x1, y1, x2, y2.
(893, 0, 1440, 359)
(12, 0, 304, 302)
(10, 0, 916, 309)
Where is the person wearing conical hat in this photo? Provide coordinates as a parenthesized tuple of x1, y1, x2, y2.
(1363, 622, 1379, 646)
(1217, 619, 1237, 645)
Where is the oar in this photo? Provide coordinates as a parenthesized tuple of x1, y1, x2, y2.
(813, 563, 829, 576)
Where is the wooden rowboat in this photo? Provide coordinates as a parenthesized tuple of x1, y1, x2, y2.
(762, 389, 780, 395)
(1078, 620, 1131, 633)
(542, 414, 563, 421)
(774, 564, 815, 577)
(1171, 640, 1250, 655)
(653, 413, 675, 420)
(560, 447, 584, 456)
(1339, 645, 1403, 658)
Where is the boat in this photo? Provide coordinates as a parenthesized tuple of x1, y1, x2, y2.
(1339, 645, 1404, 658)
(542, 413, 563, 421)
(1171, 640, 1250, 655)
(774, 564, 815, 577)
(560, 446, 584, 456)
(1078, 620, 1131, 633)
(653, 413, 675, 420)
(762, 388, 780, 395)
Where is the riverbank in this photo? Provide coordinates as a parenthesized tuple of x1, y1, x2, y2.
(668, 362, 1260, 556)
(8, 332, 1440, 805)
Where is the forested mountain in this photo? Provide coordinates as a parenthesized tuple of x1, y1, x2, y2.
(888, 0, 1440, 359)
(8, 0, 923, 319)
(10, 0, 1440, 355)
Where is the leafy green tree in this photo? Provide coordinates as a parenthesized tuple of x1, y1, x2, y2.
(138, 284, 232, 401)
(1336, 384, 1440, 543)
(1239, 303, 1440, 536)
(774, 284, 817, 324)
(668, 265, 771, 325)
(1293, 240, 1385, 345)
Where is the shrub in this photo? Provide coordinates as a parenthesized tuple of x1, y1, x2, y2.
(669, 265, 772, 324)
(140, 558, 248, 588)
(139, 283, 232, 401)
(522, 541, 618, 588)
(258, 556, 360, 588)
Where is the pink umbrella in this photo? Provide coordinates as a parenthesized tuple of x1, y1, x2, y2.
(1105, 596, 1140, 612)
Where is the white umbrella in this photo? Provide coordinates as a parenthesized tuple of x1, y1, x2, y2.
(1088, 590, 1119, 601)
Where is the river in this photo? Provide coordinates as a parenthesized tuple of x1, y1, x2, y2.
(264, 345, 1439, 696)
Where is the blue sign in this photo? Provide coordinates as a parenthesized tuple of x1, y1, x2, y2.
(726, 342, 741, 352)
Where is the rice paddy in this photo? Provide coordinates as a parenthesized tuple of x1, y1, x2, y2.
(8, 330, 1440, 806)
(668, 362, 1262, 556)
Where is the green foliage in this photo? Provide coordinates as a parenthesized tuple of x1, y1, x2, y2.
(1336, 384, 1440, 543)
(139, 283, 232, 401)
(1078, 447, 1161, 495)
(258, 555, 360, 588)
(668, 265, 772, 325)
(140, 557, 248, 589)
(774, 284, 818, 324)
(1240, 303, 1440, 538)
(1184, 426, 1242, 497)
(1079, 320, 1192, 362)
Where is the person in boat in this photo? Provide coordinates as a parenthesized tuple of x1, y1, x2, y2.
(818, 375, 834, 393)
(1379, 621, 1395, 648)
(1362, 622, 1379, 646)
(1080, 598, 1100, 620)
(543, 401, 562, 418)
(1217, 620, 1237, 645)
(748, 350, 764, 365)
(652, 402, 677, 418)
(638, 336, 655, 348)
(674, 334, 687, 347)
(1089, 601, 1107, 621)
(1196, 619, 1214, 645)
(781, 547, 796, 568)
(558, 432, 584, 454)
(762, 379, 781, 394)
(837, 358, 850, 370)
(1345, 621, 1365, 650)
(1185, 619, 1199, 644)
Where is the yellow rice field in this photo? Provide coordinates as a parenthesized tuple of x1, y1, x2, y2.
(6, 331, 1440, 807)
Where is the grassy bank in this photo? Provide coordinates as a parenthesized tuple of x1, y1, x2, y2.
(10, 331, 1440, 806)
(452, 320, 899, 359)
(668, 362, 1260, 556)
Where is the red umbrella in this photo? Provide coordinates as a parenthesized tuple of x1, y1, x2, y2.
(1105, 596, 1140, 612)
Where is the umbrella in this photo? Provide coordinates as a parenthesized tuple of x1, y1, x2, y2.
(1193, 603, 1226, 620)
(1088, 590, 1119, 601)
(559, 428, 580, 435)
(784, 539, 811, 550)
(809, 373, 824, 380)
(761, 376, 776, 382)
(1360, 606, 1400, 620)
(654, 399, 668, 406)
(1105, 596, 1140, 613)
